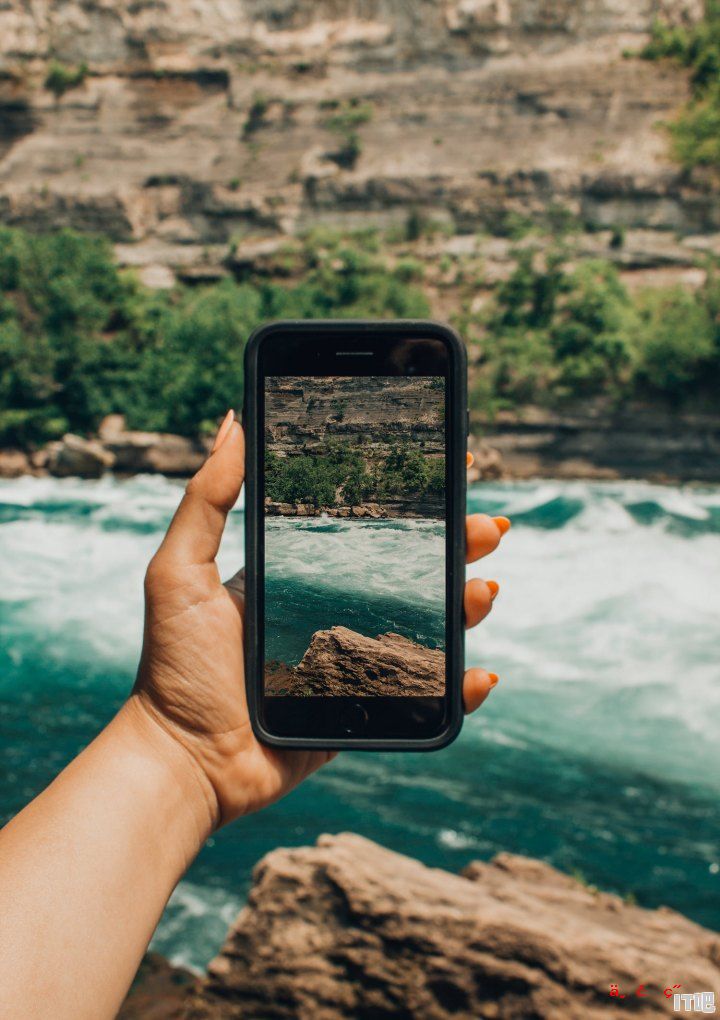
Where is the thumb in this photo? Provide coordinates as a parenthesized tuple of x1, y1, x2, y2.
(158, 412, 245, 568)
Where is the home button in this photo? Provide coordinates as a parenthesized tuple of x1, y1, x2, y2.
(339, 703, 369, 736)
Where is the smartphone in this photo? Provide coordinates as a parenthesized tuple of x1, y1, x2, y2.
(243, 320, 467, 750)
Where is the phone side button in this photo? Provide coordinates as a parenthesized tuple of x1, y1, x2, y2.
(339, 703, 369, 736)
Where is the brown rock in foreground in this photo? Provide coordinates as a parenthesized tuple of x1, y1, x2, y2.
(124, 833, 720, 1018)
(265, 626, 445, 696)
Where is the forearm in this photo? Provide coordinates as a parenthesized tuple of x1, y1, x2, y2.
(0, 696, 216, 1020)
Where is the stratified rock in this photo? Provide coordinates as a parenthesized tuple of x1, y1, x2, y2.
(0, 449, 29, 478)
(47, 433, 115, 479)
(266, 626, 445, 696)
(105, 430, 207, 475)
(195, 833, 720, 1020)
(473, 404, 720, 483)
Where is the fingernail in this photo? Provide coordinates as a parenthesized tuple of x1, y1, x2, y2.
(494, 516, 511, 535)
(466, 452, 474, 468)
(487, 579, 500, 600)
(212, 409, 235, 452)
(488, 672, 499, 688)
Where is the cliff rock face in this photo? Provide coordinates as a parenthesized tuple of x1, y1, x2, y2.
(266, 375, 445, 458)
(120, 833, 720, 1019)
(0, 0, 709, 282)
(266, 626, 445, 695)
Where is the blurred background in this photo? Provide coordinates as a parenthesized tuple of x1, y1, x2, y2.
(1, 0, 718, 977)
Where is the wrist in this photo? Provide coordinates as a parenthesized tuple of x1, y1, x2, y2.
(115, 695, 219, 856)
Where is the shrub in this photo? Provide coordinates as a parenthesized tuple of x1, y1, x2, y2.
(634, 286, 716, 395)
(639, 2, 720, 170)
(44, 61, 88, 99)
(0, 227, 429, 446)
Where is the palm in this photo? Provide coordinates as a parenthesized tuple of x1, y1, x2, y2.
(136, 553, 331, 824)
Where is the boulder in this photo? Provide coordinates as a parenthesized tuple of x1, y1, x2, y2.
(133, 833, 719, 1019)
(197, 832, 717, 1015)
(47, 434, 115, 479)
(98, 414, 127, 440)
(265, 626, 445, 696)
(104, 431, 207, 475)
(0, 449, 29, 478)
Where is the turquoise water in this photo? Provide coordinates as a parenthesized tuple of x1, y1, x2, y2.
(1, 475, 719, 971)
(265, 516, 446, 665)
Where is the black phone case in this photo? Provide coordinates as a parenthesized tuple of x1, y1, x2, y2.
(243, 319, 467, 751)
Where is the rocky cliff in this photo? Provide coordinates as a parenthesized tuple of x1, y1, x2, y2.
(266, 375, 444, 458)
(266, 626, 445, 695)
(0, 0, 710, 288)
(119, 832, 720, 1019)
(265, 375, 445, 516)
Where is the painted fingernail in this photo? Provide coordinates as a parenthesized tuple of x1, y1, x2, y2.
(466, 452, 474, 468)
(212, 409, 235, 452)
(487, 580, 500, 600)
(494, 516, 511, 535)
(488, 672, 499, 688)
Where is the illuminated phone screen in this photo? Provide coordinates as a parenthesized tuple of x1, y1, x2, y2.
(263, 375, 446, 698)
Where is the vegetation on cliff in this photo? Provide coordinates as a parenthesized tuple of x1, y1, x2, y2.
(265, 441, 444, 509)
(461, 248, 720, 414)
(1, 226, 719, 448)
(0, 228, 427, 446)
(640, 0, 720, 170)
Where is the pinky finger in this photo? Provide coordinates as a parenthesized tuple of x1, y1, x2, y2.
(462, 668, 499, 714)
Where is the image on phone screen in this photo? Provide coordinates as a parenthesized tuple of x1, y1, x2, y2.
(263, 375, 446, 698)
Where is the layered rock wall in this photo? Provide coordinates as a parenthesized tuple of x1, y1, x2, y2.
(266, 375, 445, 457)
(0, 0, 709, 280)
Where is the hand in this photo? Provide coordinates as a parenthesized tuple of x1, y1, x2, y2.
(129, 414, 509, 830)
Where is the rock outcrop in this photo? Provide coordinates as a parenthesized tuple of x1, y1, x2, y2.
(473, 404, 720, 483)
(33, 421, 210, 479)
(46, 433, 115, 478)
(104, 430, 208, 475)
(266, 626, 445, 696)
(119, 833, 720, 1019)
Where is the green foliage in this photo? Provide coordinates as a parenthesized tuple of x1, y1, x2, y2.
(321, 99, 373, 135)
(670, 83, 720, 168)
(265, 452, 340, 507)
(321, 99, 372, 170)
(633, 285, 716, 393)
(0, 227, 428, 447)
(466, 247, 720, 410)
(265, 441, 443, 508)
(2, 226, 717, 450)
(44, 61, 88, 99)
(640, 2, 720, 169)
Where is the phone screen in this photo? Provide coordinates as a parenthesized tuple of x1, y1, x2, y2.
(263, 374, 446, 700)
(255, 331, 457, 743)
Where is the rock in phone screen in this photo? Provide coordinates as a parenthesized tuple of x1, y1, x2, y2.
(263, 375, 446, 697)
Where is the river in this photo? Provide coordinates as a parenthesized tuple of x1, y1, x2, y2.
(1, 475, 718, 971)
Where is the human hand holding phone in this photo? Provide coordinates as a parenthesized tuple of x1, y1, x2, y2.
(132, 414, 509, 830)
(0, 409, 509, 1020)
